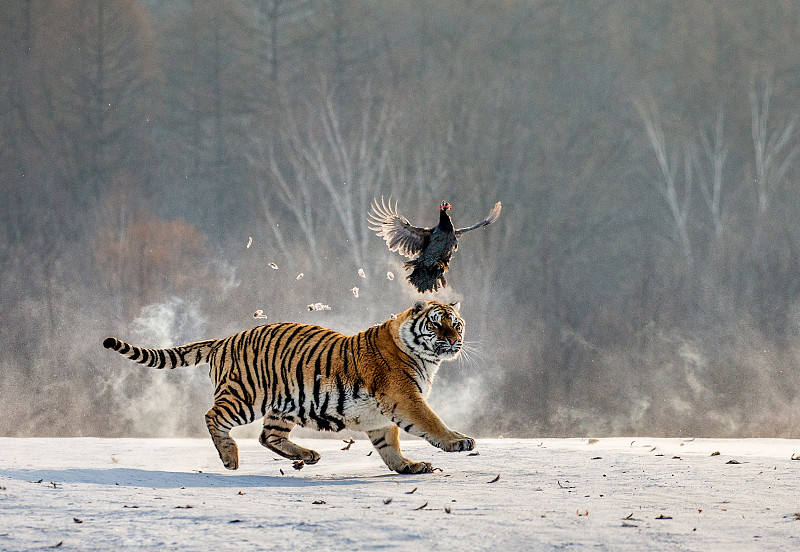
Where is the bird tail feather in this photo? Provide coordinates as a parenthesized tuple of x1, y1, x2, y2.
(404, 258, 447, 293)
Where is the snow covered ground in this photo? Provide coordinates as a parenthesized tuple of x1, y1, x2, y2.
(1, 436, 799, 551)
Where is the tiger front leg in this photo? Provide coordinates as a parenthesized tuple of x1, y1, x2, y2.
(367, 425, 433, 474)
(383, 395, 475, 453)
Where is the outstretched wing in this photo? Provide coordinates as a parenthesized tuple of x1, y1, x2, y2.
(368, 197, 430, 258)
(455, 201, 502, 236)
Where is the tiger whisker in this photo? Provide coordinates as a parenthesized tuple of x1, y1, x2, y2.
(455, 343, 486, 372)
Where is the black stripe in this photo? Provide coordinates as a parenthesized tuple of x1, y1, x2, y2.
(295, 359, 306, 424)
(324, 337, 337, 377)
(280, 327, 309, 413)
(310, 333, 337, 403)
(262, 423, 290, 433)
(175, 344, 189, 366)
(335, 374, 346, 416)
(272, 324, 302, 412)
(237, 332, 260, 406)
(311, 393, 333, 431)
(260, 327, 279, 412)
(340, 339, 349, 374)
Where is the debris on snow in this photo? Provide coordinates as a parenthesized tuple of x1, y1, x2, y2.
(246, 236, 252, 249)
(308, 303, 331, 311)
(269, 262, 278, 270)
(296, 273, 304, 280)
(253, 310, 268, 319)
(387, 271, 395, 280)
(358, 268, 366, 278)
(351, 287, 359, 298)
(6, 437, 800, 550)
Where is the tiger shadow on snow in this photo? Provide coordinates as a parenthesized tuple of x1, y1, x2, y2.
(0, 467, 420, 489)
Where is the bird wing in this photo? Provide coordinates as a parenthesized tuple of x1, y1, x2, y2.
(455, 201, 502, 236)
(368, 197, 430, 258)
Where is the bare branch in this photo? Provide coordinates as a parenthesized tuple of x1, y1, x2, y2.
(635, 96, 693, 270)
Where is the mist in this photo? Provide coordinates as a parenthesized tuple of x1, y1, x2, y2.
(3, 0, 800, 440)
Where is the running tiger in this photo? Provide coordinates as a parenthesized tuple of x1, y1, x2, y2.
(103, 300, 474, 474)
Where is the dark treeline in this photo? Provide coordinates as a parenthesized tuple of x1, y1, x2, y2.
(2, 0, 800, 438)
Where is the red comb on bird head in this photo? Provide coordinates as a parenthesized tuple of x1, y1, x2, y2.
(440, 201, 452, 211)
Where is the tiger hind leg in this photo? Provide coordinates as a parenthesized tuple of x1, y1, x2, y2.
(367, 425, 433, 474)
(258, 413, 321, 464)
(205, 402, 248, 470)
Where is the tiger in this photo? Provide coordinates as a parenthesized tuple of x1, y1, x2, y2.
(103, 299, 475, 474)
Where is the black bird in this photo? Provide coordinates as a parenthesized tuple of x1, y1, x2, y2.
(368, 198, 502, 293)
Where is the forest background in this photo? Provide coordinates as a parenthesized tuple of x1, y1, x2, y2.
(3, 0, 800, 439)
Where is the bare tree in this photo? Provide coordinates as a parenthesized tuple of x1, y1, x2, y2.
(257, 83, 397, 270)
(749, 79, 800, 251)
(635, 97, 694, 271)
(696, 106, 728, 241)
(246, 108, 321, 269)
(252, 0, 316, 85)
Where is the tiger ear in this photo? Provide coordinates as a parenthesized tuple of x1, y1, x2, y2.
(450, 301, 461, 312)
(412, 299, 427, 313)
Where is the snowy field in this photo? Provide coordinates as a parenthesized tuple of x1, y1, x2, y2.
(1, 437, 799, 551)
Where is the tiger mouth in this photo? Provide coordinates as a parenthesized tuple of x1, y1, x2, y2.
(435, 342, 461, 357)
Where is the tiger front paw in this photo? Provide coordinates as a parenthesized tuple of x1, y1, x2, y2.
(440, 432, 475, 452)
(397, 460, 434, 474)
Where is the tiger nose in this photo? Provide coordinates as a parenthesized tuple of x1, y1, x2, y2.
(447, 336, 458, 345)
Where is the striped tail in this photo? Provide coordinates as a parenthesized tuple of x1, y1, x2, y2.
(102, 336, 217, 369)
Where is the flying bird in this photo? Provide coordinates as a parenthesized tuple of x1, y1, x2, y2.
(368, 198, 502, 293)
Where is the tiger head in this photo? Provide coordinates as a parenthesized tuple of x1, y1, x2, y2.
(396, 299, 464, 363)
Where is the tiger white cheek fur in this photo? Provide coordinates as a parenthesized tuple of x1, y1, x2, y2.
(103, 299, 474, 474)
